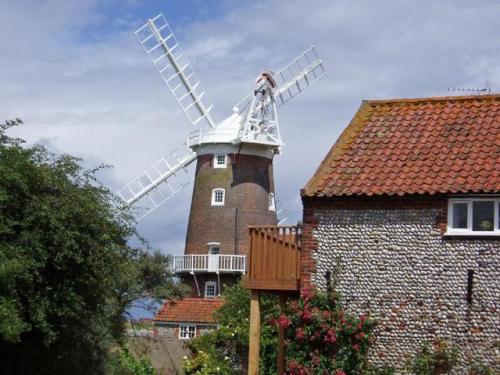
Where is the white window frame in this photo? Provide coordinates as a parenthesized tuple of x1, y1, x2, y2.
(179, 324, 196, 339)
(214, 154, 227, 168)
(207, 243, 220, 255)
(268, 192, 276, 211)
(211, 188, 225, 206)
(447, 198, 500, 236)
(204, 281, 217, 299)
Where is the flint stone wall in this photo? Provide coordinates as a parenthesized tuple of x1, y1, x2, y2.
(306, 201, 499, 373)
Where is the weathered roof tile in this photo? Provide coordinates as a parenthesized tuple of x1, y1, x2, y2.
(304, 94, 500, 197)
(155, 298, 224, 324)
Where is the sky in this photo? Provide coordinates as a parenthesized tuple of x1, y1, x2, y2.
(1, 0, 499, 255)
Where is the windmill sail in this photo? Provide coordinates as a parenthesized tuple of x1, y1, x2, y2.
(234, 46, 326, 115)
(117, 147, 196, 220)
(135, 14, 216, 129)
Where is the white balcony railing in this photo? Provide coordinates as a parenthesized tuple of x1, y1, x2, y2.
(171, 254, 246, 274)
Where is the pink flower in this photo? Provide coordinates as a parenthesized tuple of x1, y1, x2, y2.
(300, 286, 315, 302)
(352, 344, 360, 351)
(324, 329, 337, 344)
(295, 328, 305, 341)
(277, 314, 291, 328)
(359, 314, 366, 323)
(302, 310, 313, 322)
(335, 371, 346, 375)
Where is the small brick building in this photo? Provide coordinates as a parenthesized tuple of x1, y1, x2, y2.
(154, 298, 223, 339)
(300, 95, 499, 372)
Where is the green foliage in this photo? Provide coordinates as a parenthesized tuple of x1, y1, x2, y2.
(468, 358, 494, 375)
(406, 339, 459, 375)
(362, 364, 396, 375)
(282, 286, 377, 374)
(109, 347, 155, 375)
(184, 284, 386, 375)
(0, 120, 183, 374)
(184, 282, 280, 375)
(183, 350, 233, 374)
(133, 250, 191, 299)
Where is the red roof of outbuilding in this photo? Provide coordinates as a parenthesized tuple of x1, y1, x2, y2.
(303, 94, 500, 197)
(155, 298, 224, 324)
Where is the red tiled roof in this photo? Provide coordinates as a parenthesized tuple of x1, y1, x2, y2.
(155, 298, 224, 324)
(303, 94, 500, 197)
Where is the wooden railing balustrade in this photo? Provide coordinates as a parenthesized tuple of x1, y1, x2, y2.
(245, 225, 302, 292)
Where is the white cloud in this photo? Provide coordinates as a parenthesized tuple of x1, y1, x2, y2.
(1, 0, 499, 252)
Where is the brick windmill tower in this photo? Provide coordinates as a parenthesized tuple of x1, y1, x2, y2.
(118, 14, 325, 299)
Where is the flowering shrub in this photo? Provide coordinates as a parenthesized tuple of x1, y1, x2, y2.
(280, 287, 377, 374)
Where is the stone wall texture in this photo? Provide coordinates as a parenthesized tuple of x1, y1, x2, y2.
(302, 197, 499, 373)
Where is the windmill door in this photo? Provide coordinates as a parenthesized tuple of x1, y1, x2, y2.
(208, 246, 220, 272)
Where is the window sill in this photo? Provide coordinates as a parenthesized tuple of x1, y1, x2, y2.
(444, 231, 500, 238)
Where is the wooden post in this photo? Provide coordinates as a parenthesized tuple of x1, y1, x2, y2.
(248, 290, 261, 375)
(277, 295, 286, 374)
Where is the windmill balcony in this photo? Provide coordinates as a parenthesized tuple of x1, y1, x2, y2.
(187, 126, 240, 148)
(171, 254, 246, 274)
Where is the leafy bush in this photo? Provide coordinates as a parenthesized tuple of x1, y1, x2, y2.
(109, 347, 155, 375)
(183, 350, 233, 374)
(281, 286, 377, 374)
(406, 339, 459, 375)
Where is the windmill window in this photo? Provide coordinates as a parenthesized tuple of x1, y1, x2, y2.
(214, 154, 227, 168)
(179, 324, 196, 339)
(268, 193, 276, 211)
(211, 189, 225, 206)
(447, 198, 499, 235)
(205, 281, 217, 299)
(208, 245, 220, 255)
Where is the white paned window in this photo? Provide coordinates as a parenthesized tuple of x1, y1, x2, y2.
(205, 281, 217, 299)
(209, 245, 220, 255)
(179, 324, 196, 339)
(211, 189, 225, 206)
(447, 198, 500, 235)
(268, 193, 276, 211)
(214, 154, 227, 168)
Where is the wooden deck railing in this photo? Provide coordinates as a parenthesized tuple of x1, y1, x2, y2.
(245, 225, 302, 292)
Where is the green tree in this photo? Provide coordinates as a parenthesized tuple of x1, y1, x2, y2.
(134, 250, 191, 300)
(0, 120, 184, 374)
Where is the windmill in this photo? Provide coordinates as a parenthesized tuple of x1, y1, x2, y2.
(118, 13, 325, 297)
